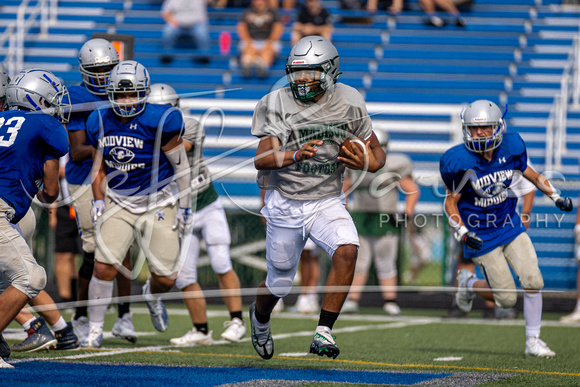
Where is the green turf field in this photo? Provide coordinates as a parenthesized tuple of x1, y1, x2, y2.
(4, 304, 580, 386)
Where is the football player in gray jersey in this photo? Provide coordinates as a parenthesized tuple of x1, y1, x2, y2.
(148, 84, 247, 346)
(342, 132, 419, 317)
(249, 36, 386, 359)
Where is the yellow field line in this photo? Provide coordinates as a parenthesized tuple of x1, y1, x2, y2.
(164, 351, 580, 378)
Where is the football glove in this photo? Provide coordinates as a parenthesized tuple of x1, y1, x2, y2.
(455, 225, 483, 252)
(173, 207, 193, 237)
(555, 197, 573, 212)
(463, 232, 483, 251)
(91, 199, 105, 225)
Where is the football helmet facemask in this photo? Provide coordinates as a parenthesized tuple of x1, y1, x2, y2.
(286, 36, 341, 103)
(461, 99, 506, 154)
(106, 60, 150, 117)
(148, 83, 180, 107)
(79, 38, 120, 95)
(6, 68, 71, 123)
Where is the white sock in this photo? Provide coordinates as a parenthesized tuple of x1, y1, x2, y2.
(51, 316, 67, 332)
(524, 291, 542, 338)
(575, 298, 580, 312)
(466, 277, 477, 292)
(315, 325, 331, 335)
(88, 276, 114, 325)
(22, 317, 36, 331)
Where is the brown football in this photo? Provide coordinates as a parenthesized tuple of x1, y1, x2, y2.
(339, 137, 366, 158)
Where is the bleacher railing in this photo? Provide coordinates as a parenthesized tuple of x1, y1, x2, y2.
(0, 0, 58, 75)
(545, 36, 579, 171)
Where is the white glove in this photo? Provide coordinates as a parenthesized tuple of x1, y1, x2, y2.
(91, 199, 105, 225)
(173, 207, 193, 236)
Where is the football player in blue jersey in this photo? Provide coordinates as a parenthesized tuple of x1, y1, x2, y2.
(0, 68, 70, 368)
(148, 84, 247, 346)
(65, 39, 137, 344)
(440, 99, 573, 358)
(81, 61, 192, 348)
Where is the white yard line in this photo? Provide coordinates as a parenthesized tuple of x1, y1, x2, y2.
(11, 319, 432, 363)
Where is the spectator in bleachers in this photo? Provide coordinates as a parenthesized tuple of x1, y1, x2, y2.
(291, 0, 333, 46)
(419, 0, 466, 27)
(160, 0, 211, 64)
(366, 0, 404, 14)
(237, 0, 284, 78)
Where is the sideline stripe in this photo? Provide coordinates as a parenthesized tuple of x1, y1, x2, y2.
(11, 318, 580, 378)
(168, 352, 580, 378)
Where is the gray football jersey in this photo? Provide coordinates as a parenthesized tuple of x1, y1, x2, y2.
(252, 83, 373, 201)
(347, 153, 413, 213)
(182, 117, 211, 195)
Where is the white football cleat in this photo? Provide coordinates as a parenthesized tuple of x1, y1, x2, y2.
(383, 302, 401, 316)
(559, 309, 580, 324)
(455, 269, 476, 313)
(220, 317, 246, 342)
(0, 357, 13, 369)
(525, 336, 555, 358)
(80, 324, 103, 349)
(112, 312, 138, 343)
(170, 328, 213, 346)
(71, 315, 90, 343)
(341, 299, 359, 314)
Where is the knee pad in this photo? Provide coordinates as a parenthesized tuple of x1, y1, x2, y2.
(266, 275, 293, 298)
(521, 275, 544, 292)
(79, 252, 95, 280)
(208, 244, 233, 274)
(374, 235, 398, 279)
(175, 269, 197, 290)
(13, 263, 46, 299)
(494, 292, 517, 309)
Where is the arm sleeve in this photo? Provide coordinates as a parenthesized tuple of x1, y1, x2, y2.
(164, 142, 191, 209)
(160, 109, 185, 147)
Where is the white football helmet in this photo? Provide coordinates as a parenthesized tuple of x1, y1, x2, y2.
(148, 83, 180, 107)
(0, 62, 9, 110)
(106, 60, 150, 117)
(6, 68, 71, 123)
(461, 99, 506, 153)
(79, 38, 120, 95)
(286, 36, 341, 102)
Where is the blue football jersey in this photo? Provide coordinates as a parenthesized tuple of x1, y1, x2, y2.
(86, 104, 184, 196)
(0, 111, 69, 223)
(440, 132, 528, 258)
(65, 84, 109, 185)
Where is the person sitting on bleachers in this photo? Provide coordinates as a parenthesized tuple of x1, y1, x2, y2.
(160, 0, 211, 64)
(419, 0, 466, 27)
(366, 0, 404, 14)
(291, 0, 333, 46)
(236, 0, 284, 78)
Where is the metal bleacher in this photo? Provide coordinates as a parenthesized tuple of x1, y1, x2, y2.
(1, 0, 579, 290)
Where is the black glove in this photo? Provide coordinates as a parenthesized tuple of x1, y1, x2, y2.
(556, 197, 573, 212)
(463, 232, 483, 251)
